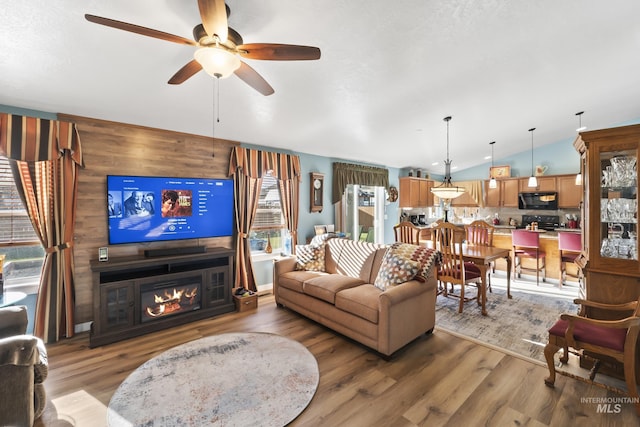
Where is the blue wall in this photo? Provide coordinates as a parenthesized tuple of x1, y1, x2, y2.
(244, 145, 400, 245)
(2, 103, 638, 245)
(0, 104, 57, 120)
(452, 138, 580, 181)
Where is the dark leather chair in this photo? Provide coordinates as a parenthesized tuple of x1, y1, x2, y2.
(0, 305, 48, 426)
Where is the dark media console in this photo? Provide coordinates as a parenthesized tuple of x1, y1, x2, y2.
(89, 247, 235, 347)
(144, 245, 206, 258)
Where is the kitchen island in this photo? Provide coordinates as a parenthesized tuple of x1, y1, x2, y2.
(492, 228, 582, 285)
(417, 222, 582, 286)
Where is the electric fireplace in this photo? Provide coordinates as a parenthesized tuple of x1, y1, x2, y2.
(140, 278, 202, 323)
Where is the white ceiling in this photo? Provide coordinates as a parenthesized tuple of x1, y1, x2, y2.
(2, 0, 640, 173)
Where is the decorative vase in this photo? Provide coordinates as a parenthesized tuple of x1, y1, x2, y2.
(265, 234, 272, 254)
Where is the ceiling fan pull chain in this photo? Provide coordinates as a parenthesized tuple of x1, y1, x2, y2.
(216, 76, 221, 123)
(211, 78, 218, 158)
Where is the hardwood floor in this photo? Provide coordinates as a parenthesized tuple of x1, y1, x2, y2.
(35, 294, 638, 427)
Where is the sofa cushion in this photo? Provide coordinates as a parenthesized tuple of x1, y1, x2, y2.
(328, 239, 381, 281)
(373, 253, 421, 291)
(294, 244, 326, 272)
(335, 284, 381, 323)
(279, 271, 326, 293)
(303, 274, 366, 304)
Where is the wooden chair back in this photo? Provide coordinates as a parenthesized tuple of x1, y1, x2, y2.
(432, 222, 465, 283)
(393, 221, 421, 245)
(464, 220, 495, 247)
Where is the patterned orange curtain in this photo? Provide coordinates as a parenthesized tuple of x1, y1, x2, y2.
(0, 113, 83, 343)
(228, 147, 301, 289)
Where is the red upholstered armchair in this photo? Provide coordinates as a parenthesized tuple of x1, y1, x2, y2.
(544, 298, 640, 416)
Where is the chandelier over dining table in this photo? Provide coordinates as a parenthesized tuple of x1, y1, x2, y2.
(431, 116, 466, 200)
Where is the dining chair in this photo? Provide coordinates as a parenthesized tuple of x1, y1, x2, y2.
(432, 222, 482, 313)
(464, 220, 495, 291)
(558, 231, 582, 287)
(511, 229, 546, 285)
(393, 221, 421, 245)
(544, 297, 640, 415)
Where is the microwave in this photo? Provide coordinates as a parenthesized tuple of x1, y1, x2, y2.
(518, 191, 558, 210)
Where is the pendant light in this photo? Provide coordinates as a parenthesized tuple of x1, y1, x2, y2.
(527, 127, 537, 187)
(489, 141, 497, 189)
(575, 110, 587, 132)
(430, 116, 466, 200)
(575, 111, 585, 185)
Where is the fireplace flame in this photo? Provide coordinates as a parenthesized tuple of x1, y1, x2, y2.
(145, 287, 199, 318)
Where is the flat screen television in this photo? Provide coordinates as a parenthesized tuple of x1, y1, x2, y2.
(107, 175, 234, 245)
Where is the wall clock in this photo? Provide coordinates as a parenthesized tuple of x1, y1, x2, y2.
(387, 186, 398, 202)
(310, 172, 324, 212)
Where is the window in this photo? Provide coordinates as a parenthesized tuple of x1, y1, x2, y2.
(249, 173, 286, 253)
(0, 156, 44, 292)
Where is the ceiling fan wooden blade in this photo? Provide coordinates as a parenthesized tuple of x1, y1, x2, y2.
(234, 62, 274, 96)
(237, 43, 321, 61)
(85, 14, 196, 46)
(198, 0, 228, 42)
(168, 60, 203, 85)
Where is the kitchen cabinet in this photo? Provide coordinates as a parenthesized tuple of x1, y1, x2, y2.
(399, 177, 433, 207)
(557, 174, 582, 208)
(485, 178, 519, 207)
(575, 124, 640, 383)
(450, 190, 480, 207)
(518, 176, 556, 192)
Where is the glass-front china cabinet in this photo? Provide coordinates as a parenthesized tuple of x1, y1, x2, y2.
(574, 124, 640, 315)
(574, 124, 640, 383)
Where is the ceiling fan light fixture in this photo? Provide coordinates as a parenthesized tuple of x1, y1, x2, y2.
(194, 46, 240, 79)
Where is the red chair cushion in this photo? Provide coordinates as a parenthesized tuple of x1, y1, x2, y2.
(437, 264, 482, 281)
(518, 249, 546, 258)
(561, 253, 578, 263)
(464, 262, 481, 274)
(548, 319, 627, 353)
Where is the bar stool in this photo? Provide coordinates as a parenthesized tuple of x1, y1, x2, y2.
(512, 229, 546, 285)
(558, 231, 582, 287)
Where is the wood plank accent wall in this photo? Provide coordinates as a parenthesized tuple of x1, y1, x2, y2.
(58, 114, 239, 324)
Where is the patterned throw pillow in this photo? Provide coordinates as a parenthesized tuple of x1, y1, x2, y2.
(374, 253, 421, 291)
(385, 242, 441, 280)
(294, 244, 326, 272)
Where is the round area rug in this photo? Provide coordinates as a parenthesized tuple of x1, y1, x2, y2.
(107, 332, 319, 427)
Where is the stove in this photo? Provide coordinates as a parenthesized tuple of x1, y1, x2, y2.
(520, 215, 560, 231)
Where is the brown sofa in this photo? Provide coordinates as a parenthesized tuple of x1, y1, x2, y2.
(273, 237, 438, 357)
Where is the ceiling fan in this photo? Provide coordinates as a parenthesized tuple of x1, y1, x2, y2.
(85, 0, 321, 96)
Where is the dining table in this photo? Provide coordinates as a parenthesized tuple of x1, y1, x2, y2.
(423, 241, 512, 316)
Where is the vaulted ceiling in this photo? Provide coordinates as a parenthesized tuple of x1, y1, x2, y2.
(2, 0, 639, 173)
